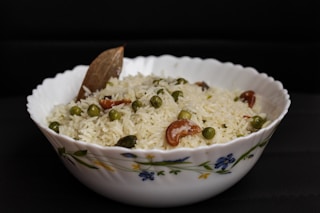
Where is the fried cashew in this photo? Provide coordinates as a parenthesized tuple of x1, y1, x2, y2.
(166, 119, 201, 146)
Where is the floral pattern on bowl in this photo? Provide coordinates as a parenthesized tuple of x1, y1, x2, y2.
(27, 55, 290, 207)
(58, 134, 270, 181)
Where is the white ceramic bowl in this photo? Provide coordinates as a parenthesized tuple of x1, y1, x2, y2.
(27, 55, 291, 207)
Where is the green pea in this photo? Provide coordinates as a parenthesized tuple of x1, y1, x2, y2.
(109, 109, 121, 121)
(150, 95, 162, 108)
(157, 88, 164, 95)
(69, 105, 83, 116)
(171, 90, 183, 102)
(178, 110, 192, 120)
(132, 100, 142, 112)
(49, 121, 60, 133)
(250, 115, 266, 129)
(202, 127, 216, 139)
(175, 78, 188, 85)
(153, 79, 163, 86)
(115, 135, 137, 148)
(87, 104, 100, 117)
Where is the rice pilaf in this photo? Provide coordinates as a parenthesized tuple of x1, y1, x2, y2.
(46, 73, 269, 150)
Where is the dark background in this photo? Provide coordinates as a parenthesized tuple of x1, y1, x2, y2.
(1, 1, 320, 212)
(1, 0, 320, 97)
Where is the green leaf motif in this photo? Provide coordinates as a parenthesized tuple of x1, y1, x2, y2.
(56, 133, 272, 181)
(199, 161, 213, 170)
(203, 164, 213, 170)
(58, 147, 66, 156)
(73, 150, 87, 156)
(57, 147, 98, 169)
(231, 137, 269, 169)
(216, 170, 231, 174)
(70, 155, 98, 169)
(169, 170, 181, 175)
(157, 171, 165, 176)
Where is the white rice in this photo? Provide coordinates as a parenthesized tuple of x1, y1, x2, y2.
(46, 73, 269, 150)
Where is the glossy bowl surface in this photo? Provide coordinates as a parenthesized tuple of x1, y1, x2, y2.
(27, 55, 291, 207)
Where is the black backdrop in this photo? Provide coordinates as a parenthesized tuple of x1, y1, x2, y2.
(1, 0, 320, 97)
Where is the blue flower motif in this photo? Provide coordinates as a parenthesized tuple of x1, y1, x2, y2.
(214, 153, 235, 170)
(121, 153, 137, 158)
(139, 170, 155, 181)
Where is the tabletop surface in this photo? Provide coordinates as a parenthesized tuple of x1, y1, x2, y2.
(1, 92, 319, 212)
